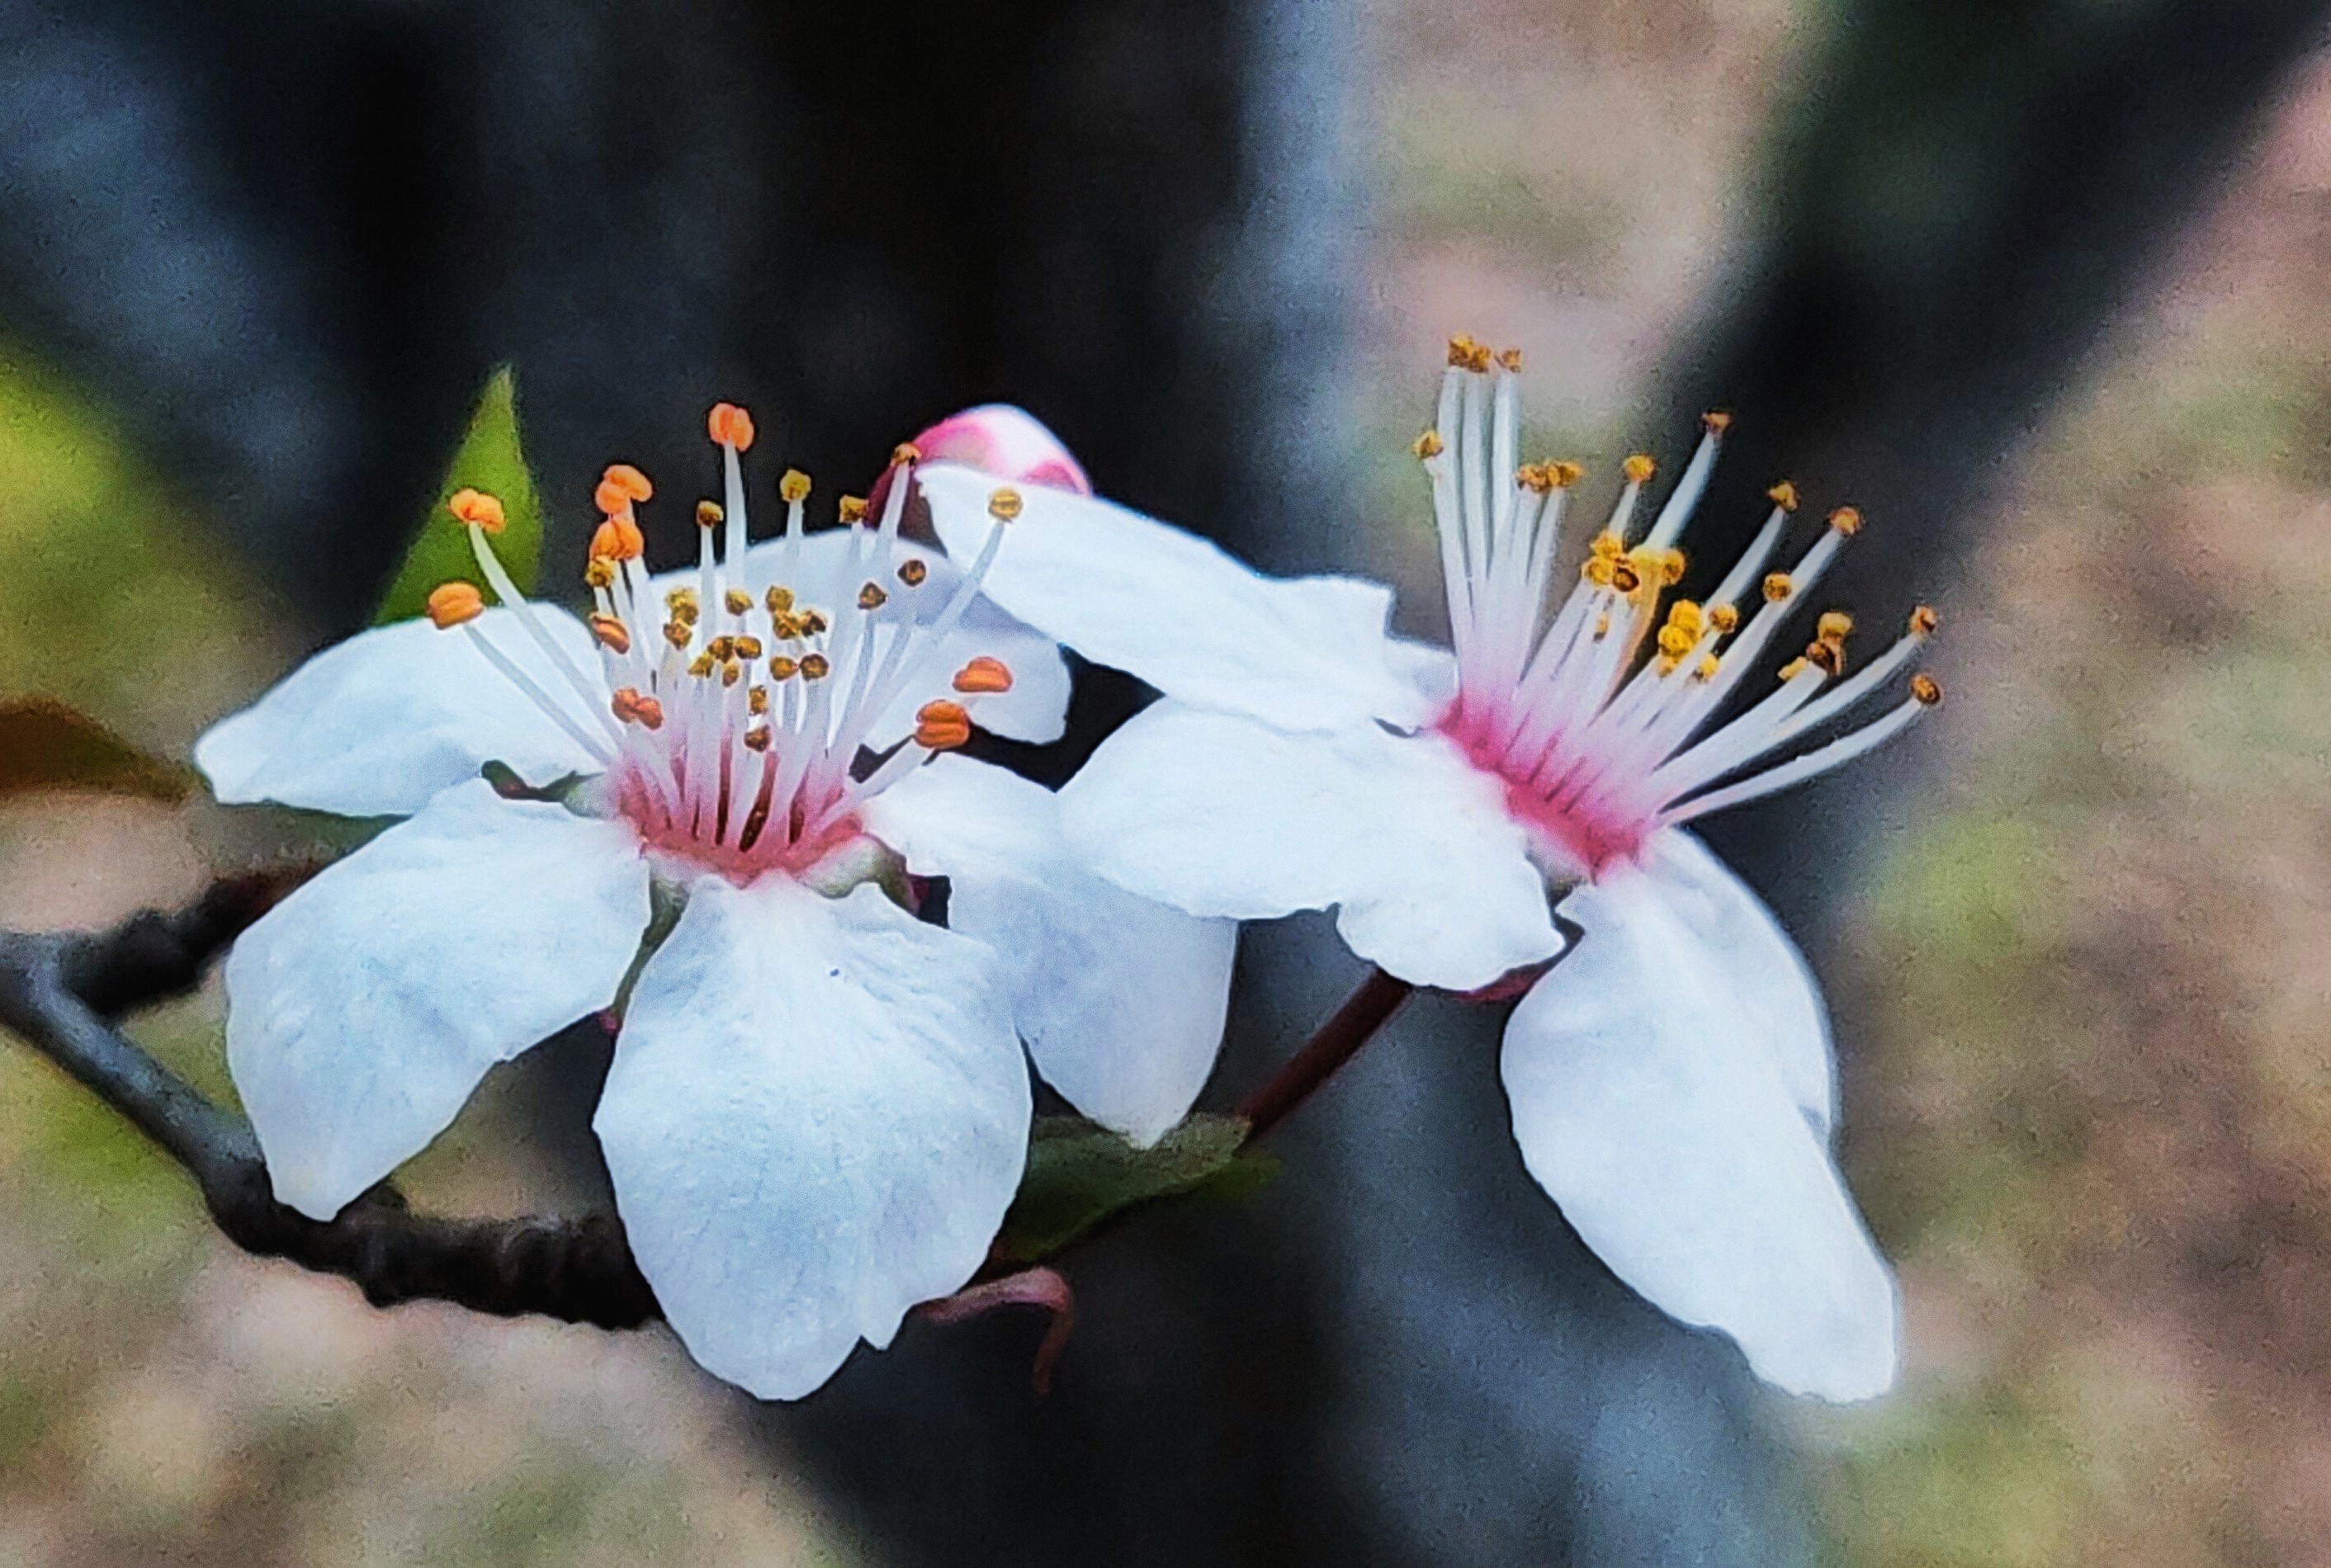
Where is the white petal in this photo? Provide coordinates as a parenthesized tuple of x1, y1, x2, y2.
(1058, 703, 1563, 991)
(1501, 863, 1898, 1400)
(1642, 828, 1836, 1136)
(595, 878, 1030, 1400)
(694, 530, 1071, 745)
(862, 754, 1235, 1145)
(196, 607, 608, 818)
(919, 462, 1440, 732)
(224, 779, 651, 1219)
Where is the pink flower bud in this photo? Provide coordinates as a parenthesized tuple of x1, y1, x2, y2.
(869, 404, 1092, 527)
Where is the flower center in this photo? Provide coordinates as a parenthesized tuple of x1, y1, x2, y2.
(1417, 336, 1941, 879)
(429, 408, 1023, 884)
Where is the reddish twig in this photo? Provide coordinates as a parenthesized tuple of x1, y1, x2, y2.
(1234, 966, 1416, 1144)
(918, 1266, 1077, 1394)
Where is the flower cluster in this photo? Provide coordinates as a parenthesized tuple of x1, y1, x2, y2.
(198, 344, 1938, 1405)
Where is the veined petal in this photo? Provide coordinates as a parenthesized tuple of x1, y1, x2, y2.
(595, 878, 1029, 1400)
(1059, 703, 1563, 991)
(920, 462, 1440, 732)
(196, 607, 608, 818)
(1642, 828, 1836, 1136)
(224, 779, 651, 1219)
(1502, 863, 1898, 1401)
(861, 753, 1235, 1146)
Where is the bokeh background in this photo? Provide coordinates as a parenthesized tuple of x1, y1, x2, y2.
(3, 1, 2330, 1563)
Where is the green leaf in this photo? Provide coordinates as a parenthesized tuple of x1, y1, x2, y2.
(997, 1113, 1280, 1263)
(0, 697, 196, 802)
(373, 366, 543, 626)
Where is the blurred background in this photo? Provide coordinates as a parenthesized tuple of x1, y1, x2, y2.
(2, 1, 2329, 1563)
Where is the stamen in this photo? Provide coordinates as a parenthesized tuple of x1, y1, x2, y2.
(589, 612, 631, 654)
(953, 656, 1014, 694)
(914, 699, 973, 751)
(707, 402, 756, 451)
(427, 581, 485, 628)
(447, 489, 505, 533)
(898, 559, 929, 586)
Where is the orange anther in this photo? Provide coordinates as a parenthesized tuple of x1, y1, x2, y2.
(588, 612, 631, 654)
(952, 656, 1014, 695)
(590, 514, 645, 562)
(1547, 460, 1585, 489)
(447, 489, 506, 533)
(1623, 453, 1657, 485)
(1828, 505, 1863, 536)
(1444, 334, 1493, 372)
(915, 698, 973, 751)
(1701, 411, 1733, 435)
(603, 463, 654, 503)
(707, 403, 756, 451)
(426, 581, 485, 629)
(1909, 604, 1939, 635)
(1766, 481, 1799, 512)
(1912, 673, 1942, 706)
(891, 441, 923, 467)
(1495, 347, 1524, 372)
(611, 687, 665, 730)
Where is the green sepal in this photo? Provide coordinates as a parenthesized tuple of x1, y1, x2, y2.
(373, 366, 543, 626)
(995, 1113, 1282, 1265)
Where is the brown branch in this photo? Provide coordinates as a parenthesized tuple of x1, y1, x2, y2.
(1234, 966, 1415, 1143)
(0, 872, 660, 1330)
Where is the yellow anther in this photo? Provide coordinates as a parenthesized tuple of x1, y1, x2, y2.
(1709, 603, 1740, 634)
(1817, 610, 1854, 641)
(426, 581, 485, 629)
(797, 608, 829, 636)
(1701, 410, 1733, 435)
(766, 584, 795, 615)
(772, 612, 803, 640)
(665, 588, 700, 625)
(1516, 463, 1553, 494)
(721, 659, 743, 687)
(1547, 460, 1585, 489)
(591, 515, 645, 562)
(743, 725, 773, 752)
(588, 612, 631, 654)
(1593, 612, 1612, 638)
(1412, 429, 1445, 460)
(1909, 604, 1939, 635)
(1667, 600, 1705, 636)
(891, 441, 923, 467)
(707, 403, 756, 451)
(584, 558, 617, 590)
(1762, 572, 1794, 603)
(1912, 673, 1942, 706)
(801, 652, 831, 680)
(663, 621, 693, 649)
(1766, 480, 1799, 512)
(859, 582, 889, 611)
(1623, 453, 1657, 485)
(1445, 333, 1493, 372)
(688, 652, 716, 678)
(1495, 347, 1524, 372)
(1695, 654, 1720, 681)
(707, 635, 736, 661)
(733, 635, 764, 660)
(1828, 506, 1863, 536)
(987, 486, 1024, 522)
(1661, 549, 1686, 586)
(915, 699, 974, 751)
(1582, 556, 1617, 588)
(725, 588, 753, 616)
(748, 685, 769, 716)
(779, 469, 812, 504)
(1804, 639, 1844, 677)
(1779, 657, 1809, 681)
(696, 499, 725, 529)
(447, 489, 507, 533)
(838, 495, 869, 524)
(1590, 531, 1624, 560)
(769, 655, 800, 681)
(611, 687, 665, 730)
(1657, 624, 1695, 659)
(953, 656, 1014, 694)
(1610, 560, 1641, 593)
(897, 558, 929, 587)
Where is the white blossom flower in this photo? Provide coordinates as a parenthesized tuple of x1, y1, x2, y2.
(194, 404, 1234, 1398)
(913, 342, 1941, 1401)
